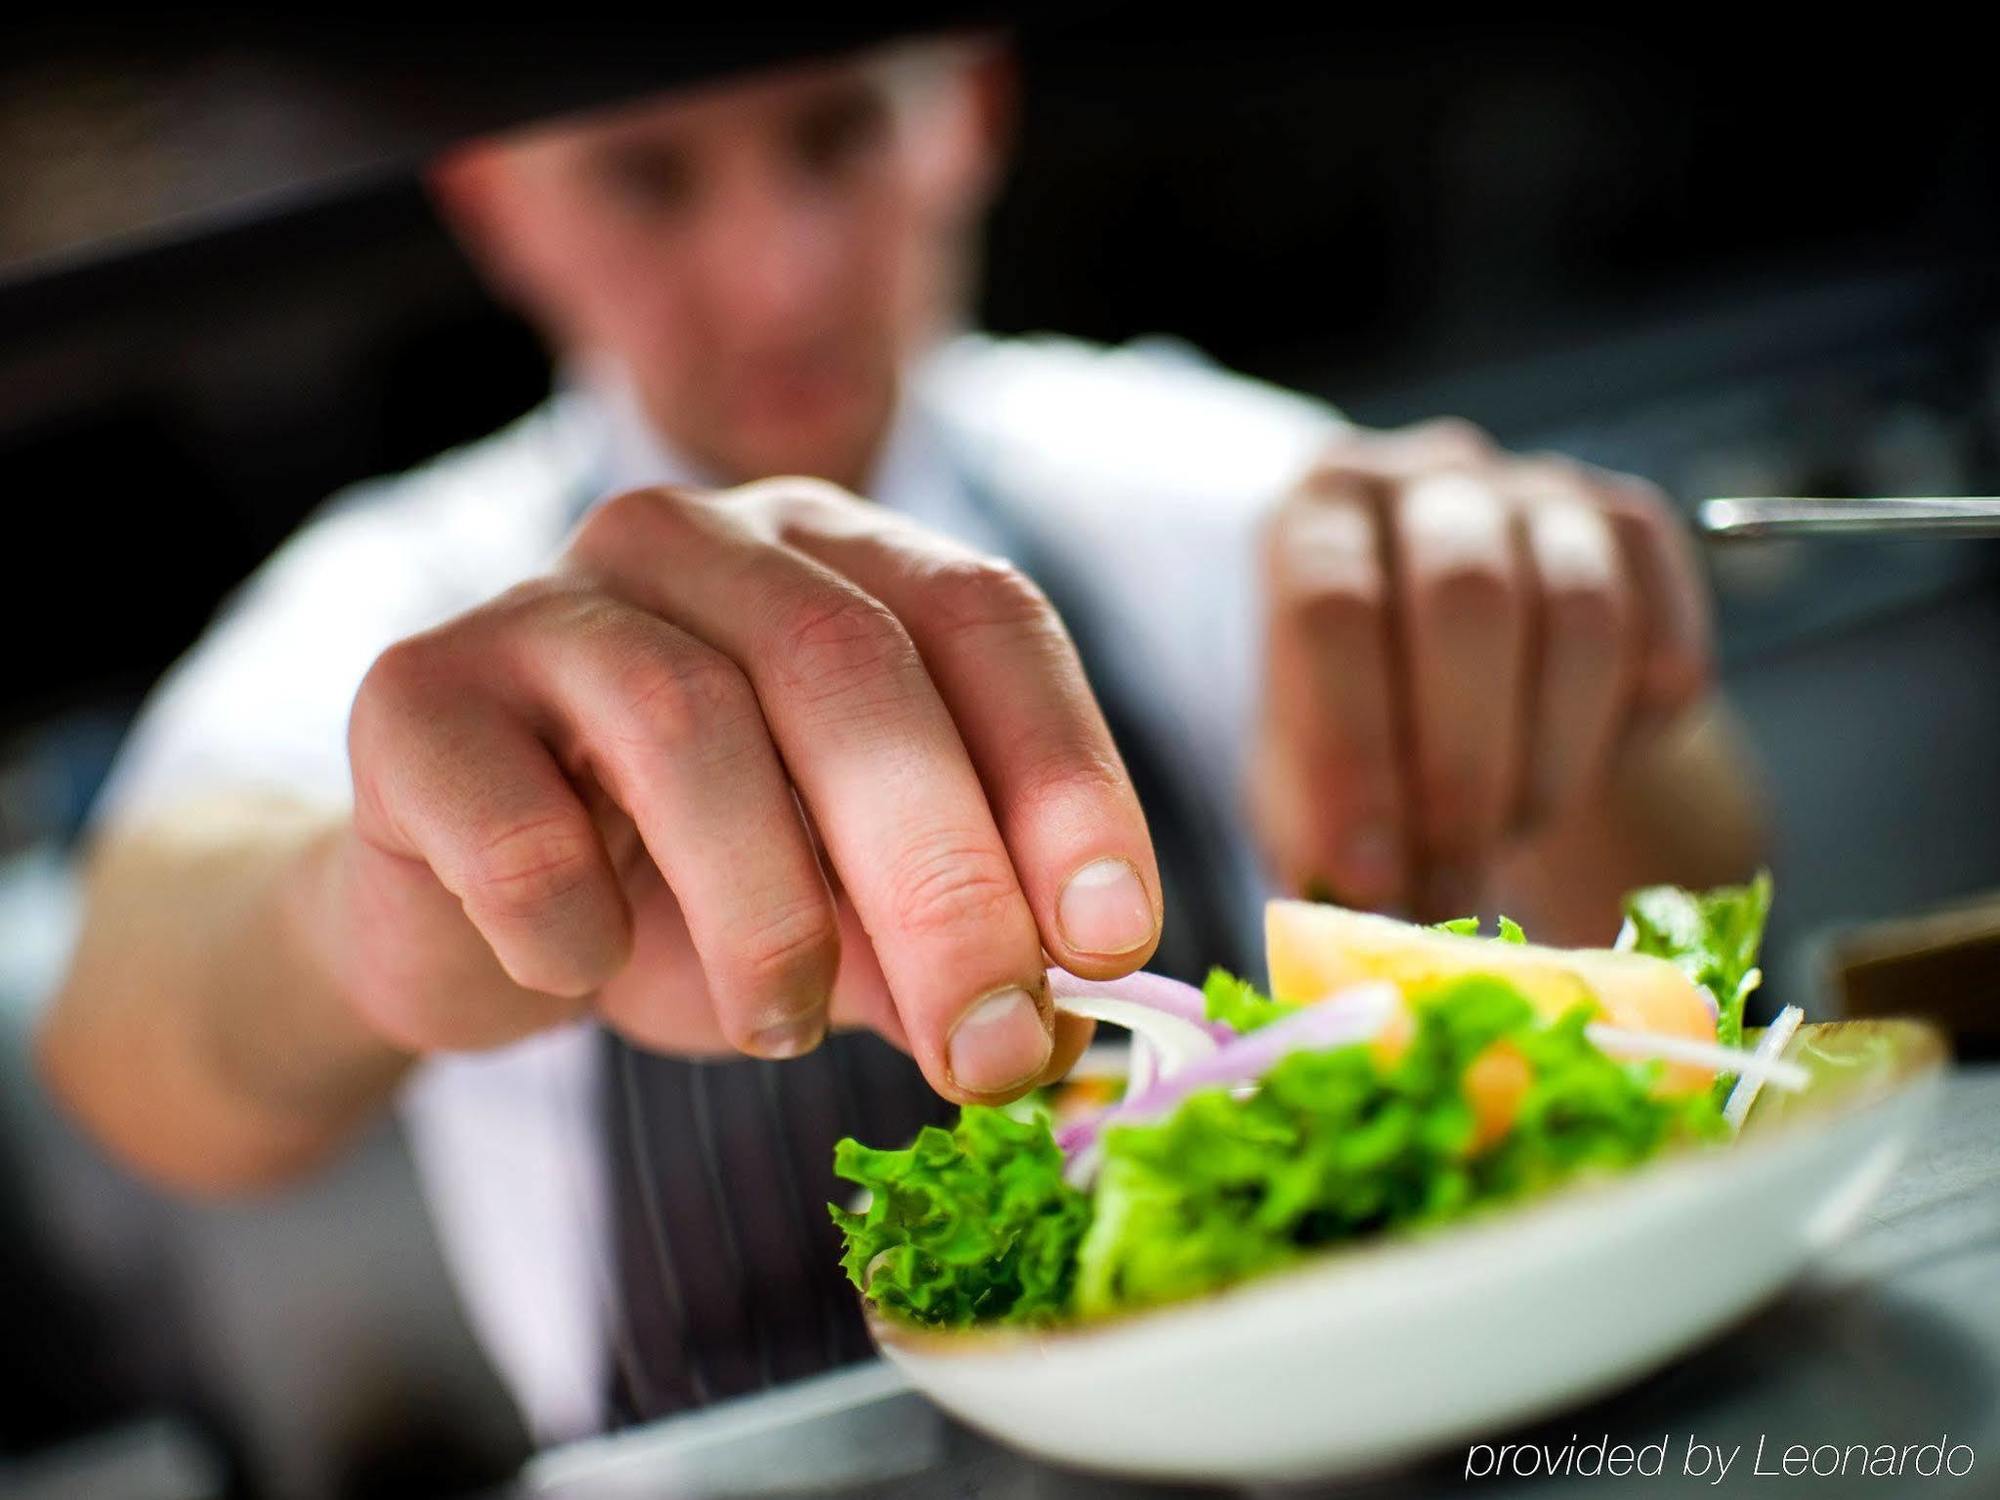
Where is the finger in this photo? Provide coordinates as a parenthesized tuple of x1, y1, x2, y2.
(798, 808, 904, 1044)
(1517, 493, 1637, 823)
(506, 590, 842, 1059)
(827, 892, 905, 1046)
(596, 866, 733, 1054)
(601, 876, 902, 1059)
(751, 481, 1163, 977)
(349, 639, 632, 1010)
(1602, 477, 1711, 728)
(1388, 471, 1529, 916)
(1037, 1011, 1098, 1087)
(1256, 472, 1408, 907)
(568, 488, 1051, 1103)
(1349, 416, 1499, 478)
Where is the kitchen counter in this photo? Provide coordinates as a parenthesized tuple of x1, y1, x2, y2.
(502, 1065, 2000, 1497)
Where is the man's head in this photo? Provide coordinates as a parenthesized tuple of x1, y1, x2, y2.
(431, 41, 1010, 490)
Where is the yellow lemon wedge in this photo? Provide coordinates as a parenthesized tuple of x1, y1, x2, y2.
(1266, 899, 1717, 1096)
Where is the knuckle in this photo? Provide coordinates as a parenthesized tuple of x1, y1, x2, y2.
(732, 895, 841, 993)
(573, 487, 661, 552)
(887, 837, 1021, 940)
(354, 632, 451, 738)
(1415, 416, 1498, 466)
(921, 555, 1055, 641)
(741, 475, 866, 542)
(768, 589, 912, 701)
(358, 636, 428, 709)
(465, 814, 603, 920)
(1525, 496, 1618, 581)
(1272, 500, 1381, 598)
(1015, 736, 1128, 813)
(1614, 473, 1676, 519)
(1294, 457, 1375, 502)
(1401, 469, 1510, 550)
(572, 484, 708, 559)
(613, 642, 755, 750)
(1518, 451, 1592, 490)
(514, 591, 763, 753)
(1599, 475, 1682, 538)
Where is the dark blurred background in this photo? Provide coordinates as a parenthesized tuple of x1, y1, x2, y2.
(3, 13, 1998, 1499)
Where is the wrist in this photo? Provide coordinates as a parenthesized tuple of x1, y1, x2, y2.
(271, 820, 416, 1109)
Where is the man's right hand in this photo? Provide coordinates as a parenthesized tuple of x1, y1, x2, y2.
(316, 479, 1163, 1103)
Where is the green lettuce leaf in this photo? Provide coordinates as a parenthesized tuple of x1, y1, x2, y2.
(832, 884, 1758, 1330)
(829, 1105, 1088, 1328)
(1201, 966, 1300, 1032)
(1621, 872, 1772, 1055)
(1070, 976, 1718, 1318)
(1434, 914, 1527, 943)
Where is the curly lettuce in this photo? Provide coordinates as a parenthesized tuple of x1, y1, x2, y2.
(1073, 978, 1719, 1317)
(829, 1105, 1089, 1328)
(833, 881, 1763, 1331)
(836, 979, 1720, 1329)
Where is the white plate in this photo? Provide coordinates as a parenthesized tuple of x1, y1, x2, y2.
(872, 1020, 1946, 1483)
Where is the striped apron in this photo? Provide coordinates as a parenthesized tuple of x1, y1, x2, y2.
(598, 455, 1250, 1424)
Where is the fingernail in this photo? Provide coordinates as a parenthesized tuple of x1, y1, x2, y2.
(1057, 858, 1156, 956)
(947, 986, 1051, 1096)
(747, 1016, 825, 1059)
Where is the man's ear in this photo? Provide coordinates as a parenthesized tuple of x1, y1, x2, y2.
(425, 145, 536, 308)
(916, 39, 1017, 222)
(965, 43, 1018, 187)
(957, 42, 1018, 207)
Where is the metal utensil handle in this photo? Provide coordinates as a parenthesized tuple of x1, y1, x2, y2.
(1698, 497, 2000, 540)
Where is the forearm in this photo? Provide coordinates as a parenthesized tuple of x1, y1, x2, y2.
(37, 797, 413, 1195)
(1493, 699, 1768, 947)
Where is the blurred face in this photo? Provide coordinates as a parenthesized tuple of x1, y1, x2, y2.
(432, 46, 1006, 489)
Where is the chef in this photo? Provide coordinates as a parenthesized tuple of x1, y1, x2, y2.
(38, 36, 1761, 1443)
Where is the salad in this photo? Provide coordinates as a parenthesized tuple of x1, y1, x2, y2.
(831, 876, 1805, 1331)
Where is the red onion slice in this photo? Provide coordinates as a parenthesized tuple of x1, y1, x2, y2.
(1049, 994, 1221, 1083)
(1042, 964, 1803, 1192)
(1127, 1035, 1158, 1098)
(1056, 983, 1400, 1178)
(1046, 967, 1238, 1043)
(1046, 966, 1240, 1110)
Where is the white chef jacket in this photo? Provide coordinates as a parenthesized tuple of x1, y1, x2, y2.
(97, 332, 1343, 1443)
